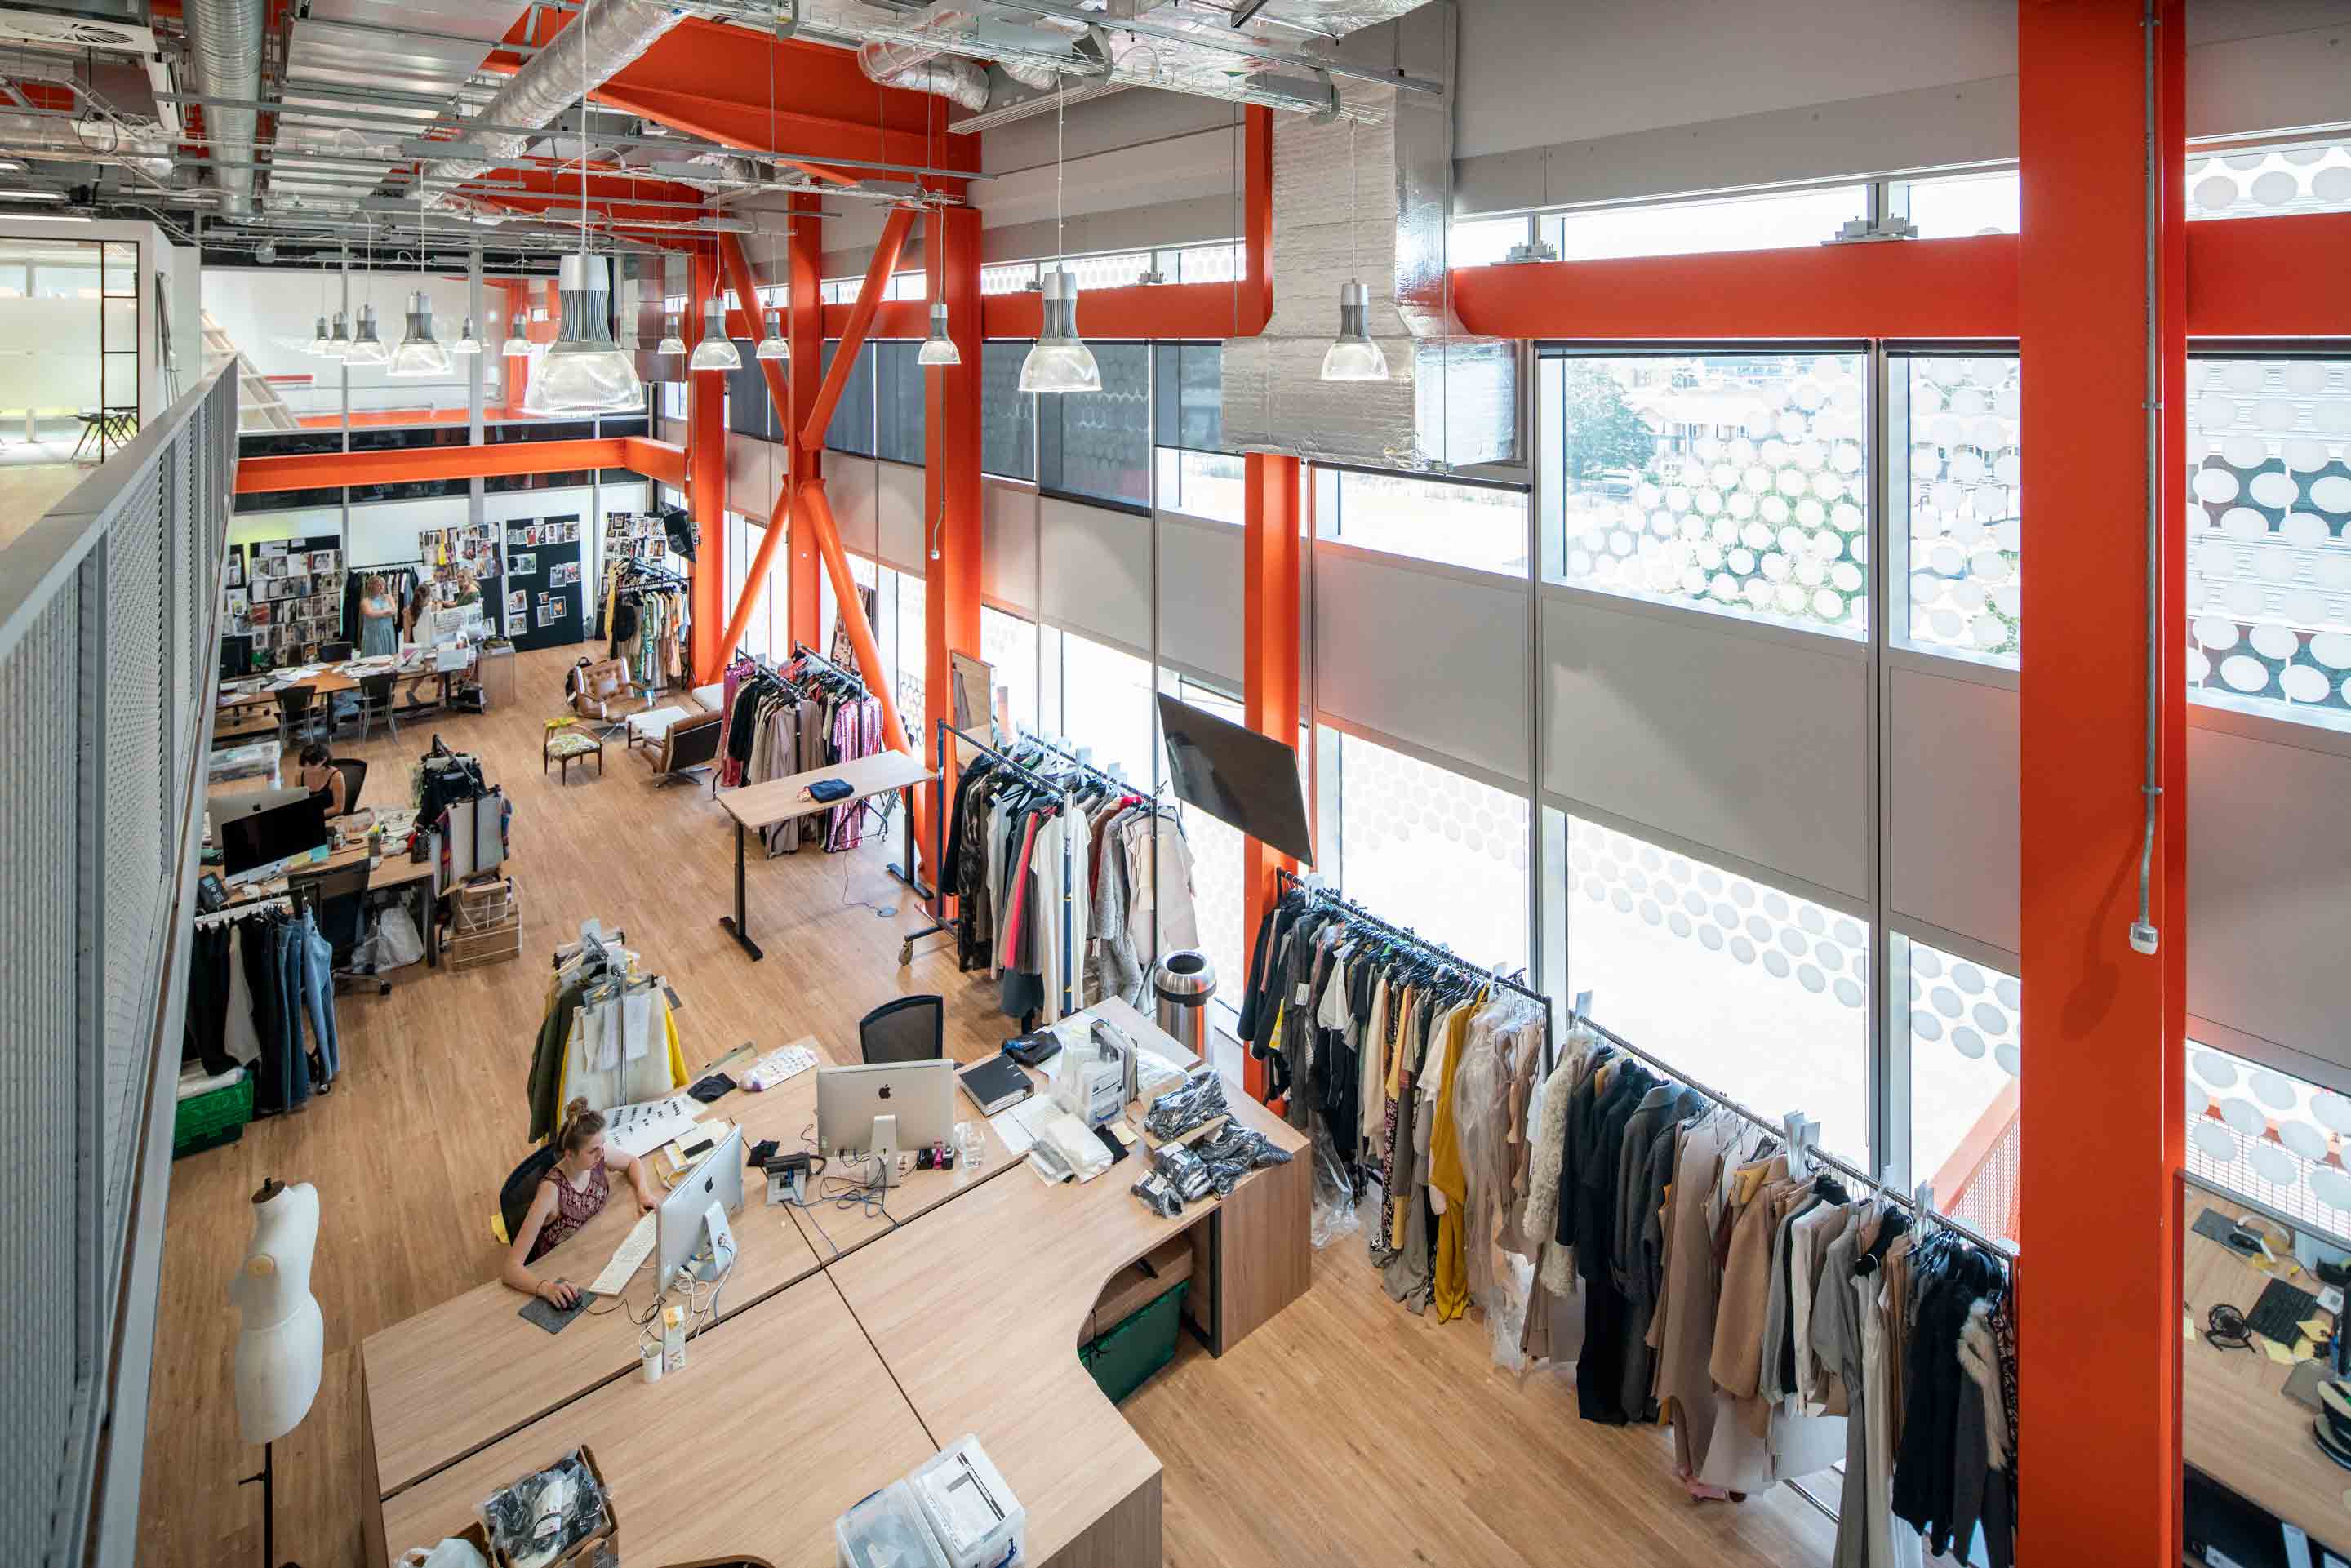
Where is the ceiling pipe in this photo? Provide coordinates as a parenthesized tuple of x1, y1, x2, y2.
(853, 4, 994, 113)
(420, 0, 689, 215)
(183, 0, 265, 220)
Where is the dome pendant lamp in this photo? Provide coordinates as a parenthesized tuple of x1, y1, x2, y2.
(307, 314, 331, 355)
(656, 313, 687, 357)
(917, 300, 959, 367)
(1018, 82, 1097, 393)
(754, 305, 788, 362)
(500, 310, 531, 356)
(528, 253, 646, 415)
(388, 290, 453, 378)
(344, 302, 389, 367)
(451, 318, 482, 356)
(1321, 114, 1389, 384)
(687, 298, 740, 373)
(325, 309, 351, 358)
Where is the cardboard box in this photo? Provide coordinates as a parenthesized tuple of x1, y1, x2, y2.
(479, 1445, 618, 1568)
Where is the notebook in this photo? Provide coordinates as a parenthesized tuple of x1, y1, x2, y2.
(958, 1051, 1034, 1116)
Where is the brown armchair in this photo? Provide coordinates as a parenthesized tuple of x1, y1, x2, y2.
(567, 657, 643, 735)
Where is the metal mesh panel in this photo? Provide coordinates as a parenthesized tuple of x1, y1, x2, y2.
(101, 486, 167, 1272)
(0, 593, 87, 1559)
(1944, 1114, 2020, 1247)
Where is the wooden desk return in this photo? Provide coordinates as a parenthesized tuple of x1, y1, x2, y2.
(2181, 1219, 2351, 1545)
(715, 747, 934, 962)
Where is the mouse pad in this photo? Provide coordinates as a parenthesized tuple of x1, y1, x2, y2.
(518, 1293, 589, 1335)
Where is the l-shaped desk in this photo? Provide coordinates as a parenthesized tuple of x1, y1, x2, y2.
(362, 996, 1312, 1568)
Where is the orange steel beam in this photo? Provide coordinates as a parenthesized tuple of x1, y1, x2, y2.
(785, 194, 824, 651)
(688, 247, 729, 684)
(1244, 105, 1273, 335)
(620, 437, 687, 489)
(925, 203, 984, 891)
(2018, 2, 2186, 1563)
(234, 438, 641, 494)
(712, 232, 793, 672)
(800, 207, 916, 452)
(2183, 208, 2351, 336)
(1240, 452, 1301, 1105)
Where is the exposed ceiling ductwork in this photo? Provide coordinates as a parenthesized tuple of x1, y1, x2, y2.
(1221, 2, 1518, 473)
(183, 0, 264, 220)
(419, 0, 688, 215)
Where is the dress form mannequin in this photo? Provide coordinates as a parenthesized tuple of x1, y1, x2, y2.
(230, 1178, 322, 1568)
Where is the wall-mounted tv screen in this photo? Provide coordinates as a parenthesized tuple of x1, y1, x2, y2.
(1156, 693, 1314, 865)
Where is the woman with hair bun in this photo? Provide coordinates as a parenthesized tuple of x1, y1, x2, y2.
(500, 1098, 659, 1307)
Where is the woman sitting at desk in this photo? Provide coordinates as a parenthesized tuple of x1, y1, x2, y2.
(501, 1099, 660, 1308)
(358, 574, 399, 657)
(295, 743, 346, 818)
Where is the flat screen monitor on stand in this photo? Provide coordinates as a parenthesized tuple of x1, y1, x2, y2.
(1156, 692, 1315, 865)
(656, 1126, 744, 1294)
(816, 1059, 957, 1188)
(218, 793, 331, 890)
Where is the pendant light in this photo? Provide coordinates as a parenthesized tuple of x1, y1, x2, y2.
(344, 301, 389, 367)
(917, 300, 959, 366)
(527, 35, 644, 415)
(307, 314, 332, 355)
(1018, 79, 1098, 393)
(325, 309, 351, 358)
(755, 305, 788, 362)
(451, 318, 482, 355)
(500, 309, 530, 356)
(656, 312, 686, 356)
(389, 291, 453, 378)
(1321, 116, 1389, 383)
(687, 296, 740, 372)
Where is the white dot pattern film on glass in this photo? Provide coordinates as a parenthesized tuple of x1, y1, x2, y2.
(1554, 353, 1870, 634)
(2184, 358, 2351, 722)
(1902, 358, 2022, 660)
(2187, 138, 2351, 220)
(2186, 1042, 2351, 1240)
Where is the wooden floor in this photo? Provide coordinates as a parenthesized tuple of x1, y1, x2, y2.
(141, 645, 1836, 1568)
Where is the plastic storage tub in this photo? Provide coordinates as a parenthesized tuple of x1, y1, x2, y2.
(906, 1435, 1025, 1568)
(1082, 1278, 1189, 1406)
(837, 1479, 950, 1568)
(173, 1074, 254, 1157)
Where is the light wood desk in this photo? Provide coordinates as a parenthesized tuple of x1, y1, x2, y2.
(362, 1064, 832, 1499)
(716, 748, 935, 962)
(2182, 1222, 2351, 1542)
(828, 996, 1313, 1568)
(374, 1274, 936, 1568)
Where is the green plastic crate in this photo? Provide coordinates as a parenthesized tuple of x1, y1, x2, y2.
(1080, 1279, 1189, 1405)
(173, 1073, 253, 1157)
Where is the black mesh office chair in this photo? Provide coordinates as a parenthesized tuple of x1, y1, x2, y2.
(328, 757, 368, 815)
(278, 684, 322, 748)
(292, 860, 389, 995)
(859, 995, 944, 1064)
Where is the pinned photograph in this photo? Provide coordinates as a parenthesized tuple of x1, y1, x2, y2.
(550, 561, 580, 588)
(509, 552, 536, 577)
(506, 589, 528, 620)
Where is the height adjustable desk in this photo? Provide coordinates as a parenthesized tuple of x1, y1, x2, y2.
(714, 747, 934, 962)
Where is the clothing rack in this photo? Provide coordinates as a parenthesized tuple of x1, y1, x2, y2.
(1274, 868, 1548, 1014)
(196, 893, 291, 931)
(789, 641, 869, 698)
(1568, 1008, 2017, 1263)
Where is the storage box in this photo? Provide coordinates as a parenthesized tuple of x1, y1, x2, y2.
(906, 1434, 1025, 1568)
(172, 1073, 253, 1158)
(837, 1479, 949, 1568)
(452, 876, 518, 931)
(1083, 1237, 1194, 1345)
(480, 1446, 617, 1568)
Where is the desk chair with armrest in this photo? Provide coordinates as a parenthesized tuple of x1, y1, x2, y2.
(568, 657, 644, 740)
(859, 995, 944, 1064)
(291, 859, 389, 997)
(639, 706, 724, 788)
(278, 684, 323, 749)
(341, 671, 398, 743)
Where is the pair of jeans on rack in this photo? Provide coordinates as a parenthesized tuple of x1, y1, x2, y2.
(243, 911, 339, 1113)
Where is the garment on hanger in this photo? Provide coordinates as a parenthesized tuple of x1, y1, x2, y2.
(522, 937, 688, 1139)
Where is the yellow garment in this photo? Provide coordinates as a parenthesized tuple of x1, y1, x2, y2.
(552, 996, 689, 1109)
(1427, 1003, 1478, 1322)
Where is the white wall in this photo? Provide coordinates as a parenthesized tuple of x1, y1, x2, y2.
(0, 217, 181, 424)
(202, 265, 507, 414)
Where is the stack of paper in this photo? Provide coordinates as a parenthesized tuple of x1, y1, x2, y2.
(605, 1093, 699, 1159)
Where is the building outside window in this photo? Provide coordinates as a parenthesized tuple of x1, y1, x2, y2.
(1891, 352, 2022, 661)
(1329, 729, 1527, 973)
(1900, 935, 2021, 1246)
(1316, 466, 1530, 574)
(1539, 348, 1870, 636)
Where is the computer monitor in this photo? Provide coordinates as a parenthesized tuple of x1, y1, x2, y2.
(816, 1059, 957, 1160)
(656, 1125, 744, 1294)
(219, 793, 330, 888)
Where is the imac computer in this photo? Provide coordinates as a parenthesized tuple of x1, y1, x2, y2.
(816, 1060, 957, 1186)
(656, 1125, 744, 1294)
(219, 793, 331, 889)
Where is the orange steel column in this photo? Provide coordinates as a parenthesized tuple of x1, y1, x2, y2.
(785, 194, 824, 651)
(2018, 2, 2187, 1562)
(1242, 106, 1273, 335)
(1241, 452, 1300, 1104)
(713, 234, 791, 665)
(687, 247, 728, 682)
(925, 204, 983, 846)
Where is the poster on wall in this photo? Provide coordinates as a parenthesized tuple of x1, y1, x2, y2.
(501, 518, 583, 652)
(420, 522, 506, 636)
(235, 533, 345, 670)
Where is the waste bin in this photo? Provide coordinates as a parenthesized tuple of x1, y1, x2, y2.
(1153, 949, 1215, 1059)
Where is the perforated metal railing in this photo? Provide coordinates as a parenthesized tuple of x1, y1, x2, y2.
(0, 363, 236, 1567)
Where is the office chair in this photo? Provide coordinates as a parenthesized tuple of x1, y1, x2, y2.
(328, 757, 367, 815)
(859, 995, 945, 1064)
(277, 684, 322, 748)
(344, 671, 398, 743)
(292, 859, 389, 996)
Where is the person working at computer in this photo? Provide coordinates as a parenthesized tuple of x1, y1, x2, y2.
(294, 743, 346, 819)
(358, 574, 399, 658)
(501, 1099, 660, 1308)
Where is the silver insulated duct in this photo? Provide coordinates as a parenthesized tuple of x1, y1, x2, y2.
(422, 0, 687, 211)
(184, 0, 265, 220)
(854, 3, 993, 113)
(0, 110, 174, 181)
(1220, 2, 1515, 472)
